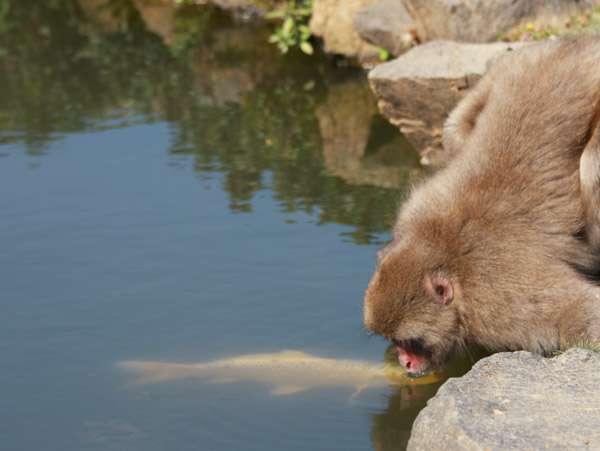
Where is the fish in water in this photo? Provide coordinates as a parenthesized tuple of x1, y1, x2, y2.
(118, 350, 442, 396)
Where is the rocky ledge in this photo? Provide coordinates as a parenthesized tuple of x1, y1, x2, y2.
(404, 0, 598, 43)
(368, 40, 524, 165)
(408, 348, 600, 451)
(311, 0, 596, 63)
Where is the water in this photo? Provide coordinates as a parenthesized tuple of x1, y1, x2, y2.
(0, 2, 470, 450)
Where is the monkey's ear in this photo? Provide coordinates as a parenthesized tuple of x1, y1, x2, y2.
(424, 273, 454, 306)
(580, 110, 600, 249)
(443, 78, 490, 159)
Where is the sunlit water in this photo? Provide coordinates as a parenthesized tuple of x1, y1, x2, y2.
(0, 2, 471, 450)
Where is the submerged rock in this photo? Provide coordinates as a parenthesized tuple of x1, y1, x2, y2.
(408, 348, 600, 450)
(368, 40, 523, 165)
(354, 0, 417, 57)
(309, 0, 380, 64)
(403, 0, 599, 43)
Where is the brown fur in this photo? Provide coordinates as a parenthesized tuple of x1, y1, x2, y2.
(364, 37, 600, 369)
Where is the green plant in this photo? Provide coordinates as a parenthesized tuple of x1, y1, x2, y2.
(266, 0, 313, 54)
(377, 47, 390, 62)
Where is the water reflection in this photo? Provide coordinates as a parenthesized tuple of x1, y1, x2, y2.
(369, 346, 478, 451)
(1, 3, 433, 450)
(0, 0, 420, 244)
(370, 384, 439, 451)
(318, 81, 420, 189)
(117, 345, 477, 451)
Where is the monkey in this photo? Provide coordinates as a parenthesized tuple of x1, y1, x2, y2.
(363, 36, 600, 376)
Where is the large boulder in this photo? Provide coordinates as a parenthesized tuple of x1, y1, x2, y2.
(368, 40, 523, 165)
(408, 348, 600, 450)
(354, 0, 417, 56)
(309, 0, 380, 64)
(403, 0, 600, 43)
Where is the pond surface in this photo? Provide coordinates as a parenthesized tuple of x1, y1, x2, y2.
(0, 2, 471, 450)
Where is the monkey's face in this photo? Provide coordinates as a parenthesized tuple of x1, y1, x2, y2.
(363, 242, 463, 376)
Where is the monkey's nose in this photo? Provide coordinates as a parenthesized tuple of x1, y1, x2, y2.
(396, 346, 428, 376)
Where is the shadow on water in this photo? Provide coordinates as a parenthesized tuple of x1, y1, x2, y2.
(0, 0, 422, 245)
(368, 346, 483, 451)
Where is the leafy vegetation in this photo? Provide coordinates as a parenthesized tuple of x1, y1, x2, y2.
(377, 47, 391, 62)
(266, 0, 313, 54)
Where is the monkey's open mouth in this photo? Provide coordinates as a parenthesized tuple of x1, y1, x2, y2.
(392, 338, 433, 377)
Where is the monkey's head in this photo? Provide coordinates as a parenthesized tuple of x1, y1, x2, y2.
(363, 195, 469, 376)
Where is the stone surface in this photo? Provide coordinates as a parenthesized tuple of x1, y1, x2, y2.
(310, 0, 380, 63)
(404, 0, 600, 43)
(408, 348, 600, 451)
(354, 0, 417, 56)
(368, 40, 524, 165)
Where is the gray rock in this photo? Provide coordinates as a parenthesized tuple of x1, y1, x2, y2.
(403, 0, 599, 43)
(408, 348, 600, 451)
(368, 40, 524, 165)
(354, 0, 417, 56)
(309, 0, 380, 64)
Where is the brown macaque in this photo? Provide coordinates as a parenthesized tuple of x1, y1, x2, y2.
(364, 37, 600, 376)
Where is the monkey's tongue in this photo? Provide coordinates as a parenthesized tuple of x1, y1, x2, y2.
(396, 346, 428, 376)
